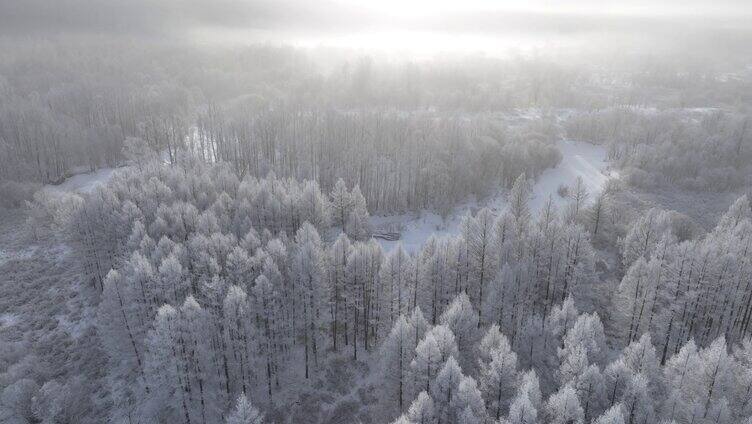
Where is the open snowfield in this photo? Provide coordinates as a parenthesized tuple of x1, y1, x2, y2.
(373, 139, 614, 253)
(527, 139, 616, 213)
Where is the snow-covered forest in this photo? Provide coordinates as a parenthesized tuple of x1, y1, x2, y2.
(2, 1, 752, 423)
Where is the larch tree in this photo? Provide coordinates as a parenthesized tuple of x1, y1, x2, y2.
(507, 370, 542, 424)
(545, 383, 584, 424)
(561, 313, 607, 367)
(381, 245, 413, 331)
(508, 173, 532, 230)
(565, 175, 589, 224)
(483, 265, 513, 330)
(621, 374, 654, 424)
(430, 357, 465, 423)
(382, 315, 416, 414)
(439, 293, 478, 369)
(604, 358, 632, 409)
(462, 208, 498, 324)
(622, 208, 673, 268)
(620, 333, 661, 393)
(328, 233, 351, 351)
(330, 178, 352, 234)
(409, 307, 430, 352)
(144, 304, 189, 423)
(593, 404, 626, 424)
(545, 296, 579, 350)
(225, 394, 263, 424)
(478, 327, 519, 420)
(661, 339, 700, 423)
(98, 269, 145, 383)
(346, 184, 372, 240)
(292, 222, 327, 379)
(574, 364, 606, 422)
(412, 325, 459, 394)
(454, 376, 487, 423)
(252, 275, 280, 402)
(223, 285, 254, 397)
(478, 324, 506, 371)
(406, 391, 436, 424)
(558, 344, 589, 387)
(696, 337, 734, 421)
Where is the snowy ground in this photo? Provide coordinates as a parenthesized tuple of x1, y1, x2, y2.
(0, 208, 109, 423)
(372, 139, 615, 253)
(528, 139, 616, 213)
(43, 167, 118, 195)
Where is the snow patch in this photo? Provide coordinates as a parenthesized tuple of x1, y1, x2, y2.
(0, 246, 36, 266)
(372, 207, 471, 254)
(528, 139, 614, 213)
(55, 314, 87, 339)
(44, 167, 117, 195)
(0, 313, 19, 327)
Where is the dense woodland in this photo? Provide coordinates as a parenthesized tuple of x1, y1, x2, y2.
(2, 35, 752, 424)
(1, 40, 750, 209)
(2, 150, 750, 423)
(566, 109, 752, 191)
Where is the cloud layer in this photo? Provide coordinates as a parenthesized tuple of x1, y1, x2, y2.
(1, 0, 750, 57)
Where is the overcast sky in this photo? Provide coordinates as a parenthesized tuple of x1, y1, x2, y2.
(1, 0, 750, 57)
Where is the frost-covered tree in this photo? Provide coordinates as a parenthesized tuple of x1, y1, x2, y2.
(621, 333, 661, 391)
(661, 339, 701, 423)
(565, 176, 589, 223)
(430, 357, 465, 423)
(412, 326, 459, 394)
(410, 307, 430, 352)
(561, 313, 606, 367)
(346, 185, 372, 240)
(545, 383, 584, 424)
(454, 376, 487, 423)
(462, 208, 498, 323)
(292, 222, 327, 379)
(226, 394, 263, 424)
(478, 328, 518, 420)
(558, 344, 589, 387)
(439, 293, 478, 368)
(381, 245, 414, 330)
(406, 391, 436, 424)
(382, 315, 416, 413)
(696, 337, 734, 421)
(621, 374, 654, 424)
(330, 178, 352, 233)
(593, 404, 626, 424)
(223, 285, 255, 396)
(508, 173, 532, 229)
(328, 233, 351, 351)
(622, 208, 673, 268)
(574, 365, 607, 422)
(546, 296, 579, 349)
(507, 370, 542, 424)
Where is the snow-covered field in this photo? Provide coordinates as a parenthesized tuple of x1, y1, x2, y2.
(372, 139, 614, 253)
(527, 139, 615, 213)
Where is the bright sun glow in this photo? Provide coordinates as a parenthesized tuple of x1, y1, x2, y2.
(338, 0, 517, 17)
(190, 0, 714, 58)
(292, 30, 575, 59)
